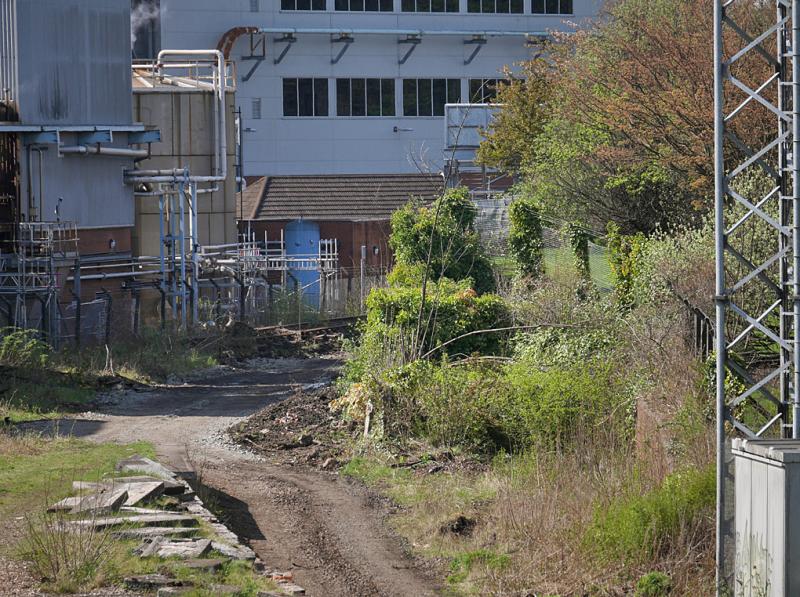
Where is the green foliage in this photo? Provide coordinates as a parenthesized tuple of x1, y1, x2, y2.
(508, 197, 544, 280)
(389, 187, 496, 294)
(366, 280, 512, 358)
(0, 328, 50, 368)
(607, 221, 646, 307)
(380, 352, 629, 454)
(584, 466, 715, 564)
(636, 572, 673, 597)
(513, 326, 618, 368)
(447, 549, 510, 585)
(566, 223, 591, 283)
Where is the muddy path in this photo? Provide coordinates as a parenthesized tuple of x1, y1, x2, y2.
(19, 358, 438, 597)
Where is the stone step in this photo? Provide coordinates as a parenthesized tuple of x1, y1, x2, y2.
(156, 538, 212, 559)
(69, 513, 198, 530)
(115, 455, 178, 481)
(70, 488, 128, 515)
(75, 476, 184, 495)
(111, 526, 199, 539)
(180, 558, 226, 573)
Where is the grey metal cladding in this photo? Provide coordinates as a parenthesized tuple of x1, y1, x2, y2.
(10, 0, 132, 125)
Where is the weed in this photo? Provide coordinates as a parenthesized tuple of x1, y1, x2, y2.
(636, 571, 672, 596)
(447, 549, 510, 584)
(584, 465, 715, 565)
(20, 508, 119, 593)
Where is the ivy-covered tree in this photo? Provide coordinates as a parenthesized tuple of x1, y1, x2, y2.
(389, 187, 496, 294)
(508, 197, 544, 280)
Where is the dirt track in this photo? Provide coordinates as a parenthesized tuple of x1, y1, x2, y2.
(19, 358, 437, 597)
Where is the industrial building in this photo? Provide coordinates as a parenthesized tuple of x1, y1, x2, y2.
(139, 0, 603, 177)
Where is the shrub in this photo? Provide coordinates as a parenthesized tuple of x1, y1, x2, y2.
(0, 328, 50, 369)
(382, 355, 629, 453)
(389, 187, 496, 294)
(584, 465, 715, 565)
(366, 280, 512, 358)
(636, 571, 672, 596)
(508, 197, 544, 280)
(21, 509, 119, 593)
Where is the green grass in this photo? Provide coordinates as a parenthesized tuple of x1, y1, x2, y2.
(492, 248, 612, 289)
(0, 435, 156, 522)
(584, 465, 715, 565)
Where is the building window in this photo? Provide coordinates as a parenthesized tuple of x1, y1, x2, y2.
(403, 79, 460, 117)
(283, 79, 329, 117)
(250, 0, 259, 11)
(401, 0, 458, 12)
(532, 0, 573, 14)
(251, 98, 262, 120)
(469, 78, 507, 102)
(467, 0, 523, 13)
(281, 0, 326, 9)
(337, 79, 395, 117)
(335, 0, 392, 10)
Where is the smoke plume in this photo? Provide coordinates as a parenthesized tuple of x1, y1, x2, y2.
(131, 0, 159, 48)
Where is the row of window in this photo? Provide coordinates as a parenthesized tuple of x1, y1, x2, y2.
(275, 0, 572, 14)
(277, 77, 506, 118)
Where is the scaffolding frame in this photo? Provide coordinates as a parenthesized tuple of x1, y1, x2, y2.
(713, 1, 800, 592)
(0, 221, 78, 340)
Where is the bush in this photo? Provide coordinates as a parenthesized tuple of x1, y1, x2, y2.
(584, 465, 715, 565)
(378, 354, 629, 454)
(389, 187, 496, 294)
(366, 279, 512, 358)
(0, 328, 50, 368)
(636, 571, 672, 596)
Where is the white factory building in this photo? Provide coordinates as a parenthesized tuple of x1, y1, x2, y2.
(137, 0, 602, 177)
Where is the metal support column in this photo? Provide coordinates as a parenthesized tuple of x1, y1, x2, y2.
(714, 1, 799, 593)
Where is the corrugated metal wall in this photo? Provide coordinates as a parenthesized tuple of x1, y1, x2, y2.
(7, 0, 132, 125)
(0, 0, 18, 118)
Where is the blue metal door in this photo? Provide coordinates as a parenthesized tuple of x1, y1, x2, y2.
(285, 219, 320, 303)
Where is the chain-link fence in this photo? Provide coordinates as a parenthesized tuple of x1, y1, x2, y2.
(473, 194, 613, 291)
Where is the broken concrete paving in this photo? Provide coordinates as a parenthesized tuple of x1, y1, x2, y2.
(48, 455, 305, 595)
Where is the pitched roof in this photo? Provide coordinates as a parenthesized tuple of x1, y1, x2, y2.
(241, 174, 444, 222)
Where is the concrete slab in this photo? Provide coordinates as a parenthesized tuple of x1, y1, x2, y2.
(75, 476, 183, 494)
(71, 488, 128, 515)
(111, 527, 199, 539)
(69, 513, 198, 530)
(47, 496, 81, 512)
(156, 539, 211, 559)
(116, 456, 177, 480)
(180, 558, 225, 573)
(211, 541, 256, 561)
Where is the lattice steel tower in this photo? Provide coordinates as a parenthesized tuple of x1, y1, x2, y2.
(714, 0, 800, 591)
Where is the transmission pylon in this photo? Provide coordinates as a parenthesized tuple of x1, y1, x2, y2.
(714, 0, 800, 592)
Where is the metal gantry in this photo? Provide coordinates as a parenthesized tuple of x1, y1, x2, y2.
(714, 0, 800, 591)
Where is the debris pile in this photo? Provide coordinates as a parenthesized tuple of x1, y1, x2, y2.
(50, 455, 304, 596)
(229, 386, 350, 468)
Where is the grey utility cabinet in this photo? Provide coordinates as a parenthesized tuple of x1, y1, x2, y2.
(733, 439, 800, 596)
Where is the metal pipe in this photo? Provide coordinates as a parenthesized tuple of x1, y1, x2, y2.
(178, 179, 187, 328)
(34, 146, 44, 222)
(59, 145, 149, 158)
(713, 1, 727, 593)
(256, 27, 547, 37)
